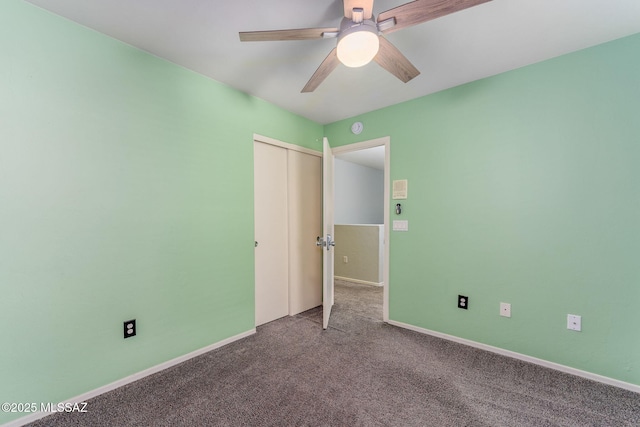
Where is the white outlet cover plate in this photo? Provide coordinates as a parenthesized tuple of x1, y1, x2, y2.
(567, 314, 582, 331)
(500, 302, 511, 318)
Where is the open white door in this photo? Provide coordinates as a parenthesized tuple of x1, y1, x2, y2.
(320, 137, 335, 330)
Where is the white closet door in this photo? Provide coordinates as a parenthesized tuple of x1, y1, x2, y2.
(288, 150, 322, 315)
(254, 141, 289, 326)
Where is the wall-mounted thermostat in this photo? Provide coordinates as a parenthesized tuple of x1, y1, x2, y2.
(392, 179, 408, 199)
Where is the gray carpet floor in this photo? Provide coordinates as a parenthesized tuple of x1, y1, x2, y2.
(28, 281, 640, 426)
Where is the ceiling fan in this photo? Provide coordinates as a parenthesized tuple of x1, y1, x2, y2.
(239, 0, 492, 93)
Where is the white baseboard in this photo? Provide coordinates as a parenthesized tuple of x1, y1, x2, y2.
(2, 329, 256, 427)
(335, 276, 383, 287)
(387, 320, 640, 394)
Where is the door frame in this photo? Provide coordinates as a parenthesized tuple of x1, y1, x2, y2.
(331, 136, 390, 322)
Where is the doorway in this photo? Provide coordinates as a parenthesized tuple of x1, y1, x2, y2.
(331, 137, 390, 322)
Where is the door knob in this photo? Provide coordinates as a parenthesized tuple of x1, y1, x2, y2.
(325, 234, 335, 250)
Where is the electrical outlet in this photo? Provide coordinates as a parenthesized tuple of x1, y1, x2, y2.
(458, 295, 469, 310)
(343, 256, 348, 263)
(567, 314, 581, 331)
(500, 302, 511, 318)
(124, 319, 136, 338)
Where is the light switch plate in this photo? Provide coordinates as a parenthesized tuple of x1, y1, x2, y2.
(392, 220, 408, 231)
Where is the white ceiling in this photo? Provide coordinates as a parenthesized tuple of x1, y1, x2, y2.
(25, 0, 640, 124)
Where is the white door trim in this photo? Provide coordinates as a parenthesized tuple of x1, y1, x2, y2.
(332, 136, 391, 322)
(254, 133, 322, 157)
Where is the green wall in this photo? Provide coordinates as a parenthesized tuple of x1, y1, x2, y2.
(2, 1, 638, 423)
(325, 33, 640, 387)
(0, 1, 321, 423)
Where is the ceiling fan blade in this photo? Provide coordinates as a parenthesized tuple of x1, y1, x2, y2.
(374, 36, 420, 83)
(343, 0, 374, 20)
(378, 0, 492, 34)
(239, 28, 339, 42)
(301, 48, 341, 93)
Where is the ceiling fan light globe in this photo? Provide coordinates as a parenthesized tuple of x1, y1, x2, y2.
(336, 20, 380, 68)
(337, 31, 379, 67)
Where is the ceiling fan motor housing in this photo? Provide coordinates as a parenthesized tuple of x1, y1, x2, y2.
(336, 18, 380, 67)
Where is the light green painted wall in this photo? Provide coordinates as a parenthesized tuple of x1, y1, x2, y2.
(2, 1, 638, 422)
(325, 33, 640, 386)
(0, 1, 321, 423)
